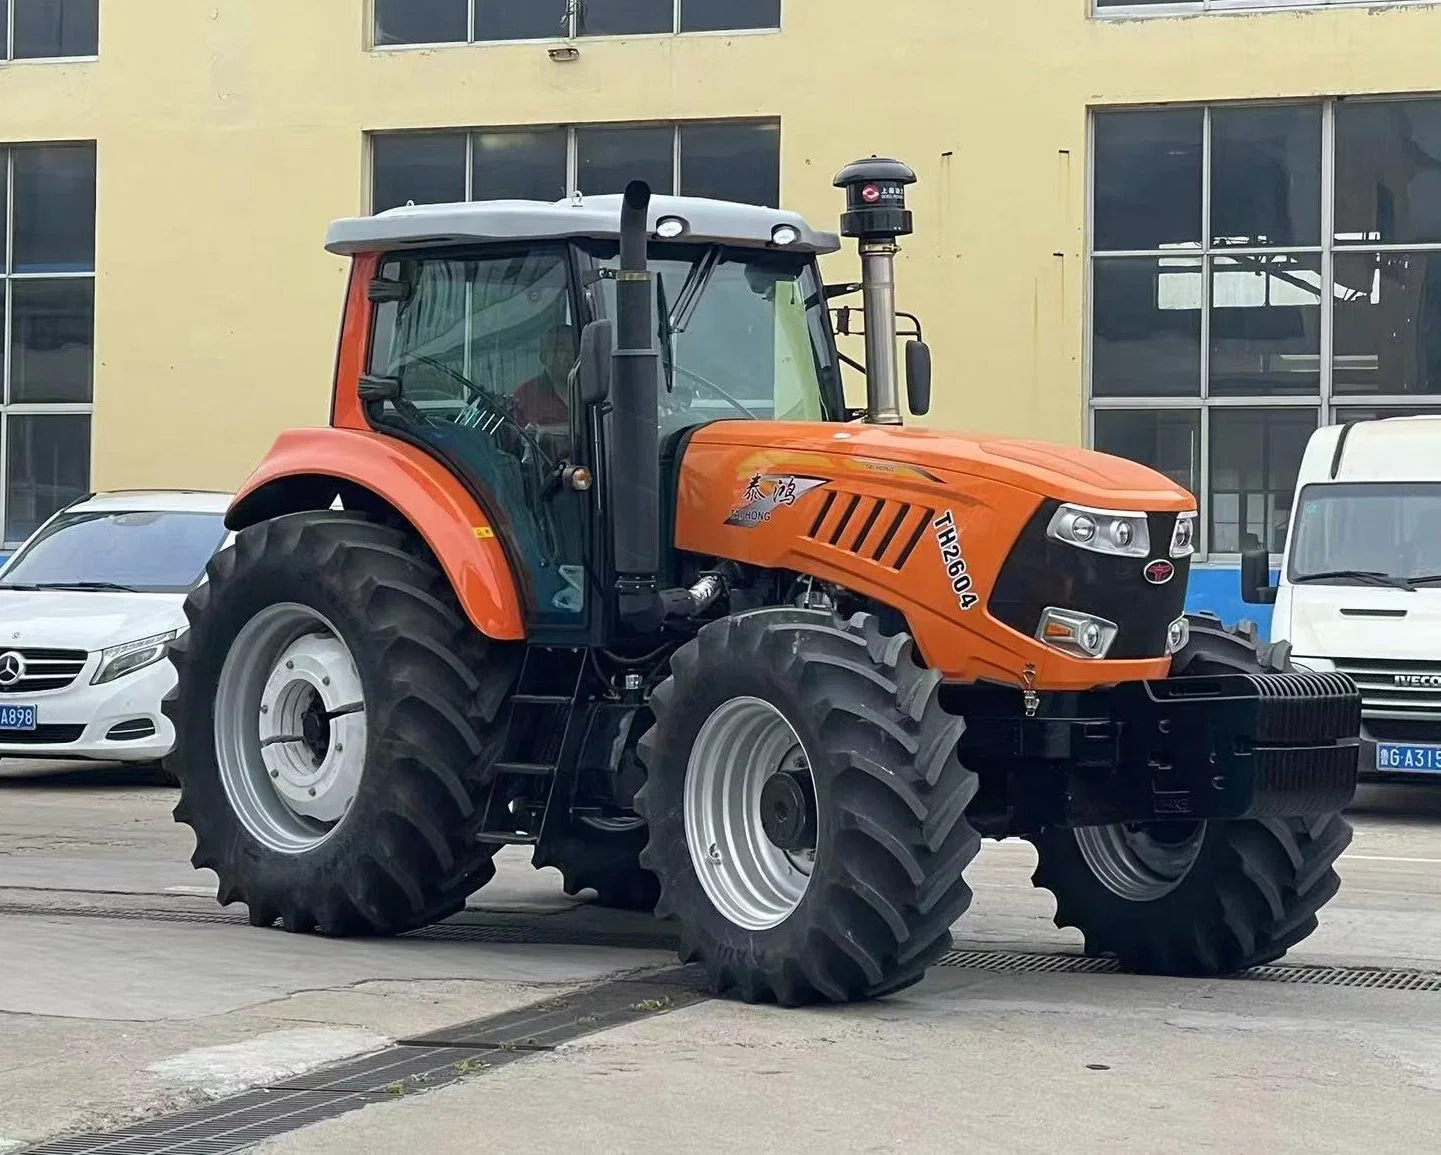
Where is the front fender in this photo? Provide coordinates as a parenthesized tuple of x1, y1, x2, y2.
(228, 428, 525, 641)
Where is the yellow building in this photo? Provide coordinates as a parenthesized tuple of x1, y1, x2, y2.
(3, 0, 1441, 615)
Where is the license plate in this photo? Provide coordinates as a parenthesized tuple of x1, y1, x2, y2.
(0, 704, 37, 731)
(1376, 742, 1441, 774)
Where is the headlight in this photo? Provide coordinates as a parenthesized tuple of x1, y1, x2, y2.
(92, 630, 178, 684)
(1165, 615, 1190, 655)
(1036, 607, 1119, 659)
(1046, 504, 1150, 558)
(1170, 513, 1197, 558)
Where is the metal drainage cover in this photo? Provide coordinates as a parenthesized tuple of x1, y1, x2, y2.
(937, 949, 1441, 991)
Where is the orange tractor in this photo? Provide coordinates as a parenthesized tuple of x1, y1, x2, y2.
(167, 160, 1362, 1004)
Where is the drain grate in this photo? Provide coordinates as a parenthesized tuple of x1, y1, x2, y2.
(19, 968, 703, 1155)
(936, 949, 1441, 990)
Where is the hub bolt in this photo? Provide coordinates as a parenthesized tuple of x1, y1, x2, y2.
(708, 843, 721, 864)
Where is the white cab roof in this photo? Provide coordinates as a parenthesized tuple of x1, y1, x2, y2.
(1299, 415, 1441, 485)
(325, 194, 842, 257)
(69, 490, 234, 515)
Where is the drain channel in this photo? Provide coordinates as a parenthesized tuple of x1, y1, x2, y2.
(936, 950, 1441, 991)
(19, 969, 709, 1155)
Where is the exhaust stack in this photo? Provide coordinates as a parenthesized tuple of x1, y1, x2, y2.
(611, 180, 662, 629)
(833, 157, 917, 426)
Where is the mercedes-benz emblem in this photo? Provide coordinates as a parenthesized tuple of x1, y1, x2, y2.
(0, 651, 26, 687)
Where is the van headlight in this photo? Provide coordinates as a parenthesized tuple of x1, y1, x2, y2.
(93, 631, 178, 684)
(1046, 504, 1150, 558)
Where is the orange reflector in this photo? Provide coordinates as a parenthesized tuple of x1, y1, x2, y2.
(1043, 622, 1074, 640)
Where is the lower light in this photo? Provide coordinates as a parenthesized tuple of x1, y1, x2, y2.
(1166, 615, 1191, 656)
(1036, 607, 1118, 659)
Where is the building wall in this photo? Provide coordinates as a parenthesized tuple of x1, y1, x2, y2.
(1, 0, 1440, 585)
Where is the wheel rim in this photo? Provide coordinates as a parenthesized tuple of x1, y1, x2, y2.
(214, 603, 368, 854)
(683, 696, 817, 931)
(1073, 821, 1206, 902)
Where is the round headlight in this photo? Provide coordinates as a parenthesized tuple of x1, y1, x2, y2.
(1080, 622, 1103, 654)
(1111, 520, 1134, 548)
(656, 216, 687, 239)
(1173, 517, 1194, 552)
(771, 224, 801, 246)
(1071, 514, 1097, 543)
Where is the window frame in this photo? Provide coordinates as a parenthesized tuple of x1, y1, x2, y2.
(367, 119, 782, 213)
(2, 0, 100, 63)
(369, 0, 781, 50)
(0, 141, 96, 549)
(1086, 96, 1441, 565)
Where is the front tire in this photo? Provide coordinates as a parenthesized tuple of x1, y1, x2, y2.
(1029, 615, 1353, 975)
(634, 609, 981, 1005)
(165, 511, 517, 936)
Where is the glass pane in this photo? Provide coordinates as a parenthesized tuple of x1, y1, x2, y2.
(1334, 405, 1441, 423)
(12, 0, 98, 58)
(12, 144, 96, 273)
(0, 510, 228, 592)
(1335, 98, 1441, 245)
(374, 0, 467, 45)
(1092, 109, 1202, 252)
(681, 0, 781, 32)
(575, 126, 674, 196)
(1333, 251, 1441, 397)
(1091, 256, 1201, 397)
(1208, 408, 1316, 555)
(5, 413, 90, 544)
(9, 278, 94, 403)
(476, 0, 568, 39)
(1211, 104, 1320, 248)
(678, 122, 780, 207)
(1209, 253, 1321, 396)
(472, 130, 568, 201)
(1290, 482, 1441, 585)
(1093, 409, 1200, 495)
(0, 4, 7, 60)
(579, 0, 673, 36)
(372, 133, 467, 213)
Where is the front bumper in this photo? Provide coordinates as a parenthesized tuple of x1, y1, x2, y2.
(0, 657, 176, 762)
(964, 668, 1362, 830)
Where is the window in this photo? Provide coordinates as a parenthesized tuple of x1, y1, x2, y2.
(1095, 0, 1433, 16)
(373, 0, 778, 46)
(2, 0, 97, 60)
(1090, 99, 1441, 558)
(1289, 482, 1441, 585)
(0, 143, 96, 545)
(0, 510, 228, 593)
(372, 121, 780, 213)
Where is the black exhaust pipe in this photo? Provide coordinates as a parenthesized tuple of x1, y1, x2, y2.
(611, 180, 662, 630)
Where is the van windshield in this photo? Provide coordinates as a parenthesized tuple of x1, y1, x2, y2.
(1289, 482, 1441, 587)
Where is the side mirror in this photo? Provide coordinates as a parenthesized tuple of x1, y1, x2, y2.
(905, 340, 932, 417)
(574, 319, 614, 406)
(1240, 547, 1277, 605)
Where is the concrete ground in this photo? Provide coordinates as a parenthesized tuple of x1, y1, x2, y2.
(2, 759, 1440, 1154)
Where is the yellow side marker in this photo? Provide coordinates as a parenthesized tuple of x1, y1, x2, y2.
(474, 526, 496, 540)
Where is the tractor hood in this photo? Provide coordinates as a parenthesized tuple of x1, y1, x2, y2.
(692, 421, 1195, 512)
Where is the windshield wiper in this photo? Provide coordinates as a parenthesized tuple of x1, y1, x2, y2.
(1405, 572, 1441, 587)
(669, 247, 722, 334)
(0, 583, 45, 591)
(34, 581, 140, 593)
(656, 271, 676, 395)
(1292, 569, 1416, 591)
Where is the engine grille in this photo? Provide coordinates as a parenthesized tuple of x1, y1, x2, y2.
(0, 647, 89, 694)
(1332, 659, 1441, 722)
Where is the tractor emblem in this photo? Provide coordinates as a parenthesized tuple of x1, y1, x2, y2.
(726, 474, 829, 528)
(1143, 559, 1176, 585)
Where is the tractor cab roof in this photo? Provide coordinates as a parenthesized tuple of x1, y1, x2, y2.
(325, 194, 842, 257)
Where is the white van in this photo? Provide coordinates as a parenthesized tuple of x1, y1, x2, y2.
(1241, 415, 1441, 782)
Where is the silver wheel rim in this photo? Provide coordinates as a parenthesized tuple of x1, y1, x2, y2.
(214, 603, 368, 855)
(1073, 822, 1206, 902)
(683, 696, 816, 931)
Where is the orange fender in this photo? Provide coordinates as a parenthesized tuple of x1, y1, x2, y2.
(227, 427, 526, 641)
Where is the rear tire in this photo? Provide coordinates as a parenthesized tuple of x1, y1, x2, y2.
(165, 511, 517, 936)
(536, 815, 660, 913)
(635, 609, 981, 1005)
(1028, 616, 1353, 975)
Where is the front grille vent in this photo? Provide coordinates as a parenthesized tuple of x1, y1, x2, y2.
(806, 492, 933, 572)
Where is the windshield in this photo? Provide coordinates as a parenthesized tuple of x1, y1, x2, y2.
(1288, 482, 1441, 587)
(0, 510, 228, 593)
(590, 243, 842, 435)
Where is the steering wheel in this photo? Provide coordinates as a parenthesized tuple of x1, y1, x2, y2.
(666, 362, 758, 421)
(399, 351, 554, 464)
